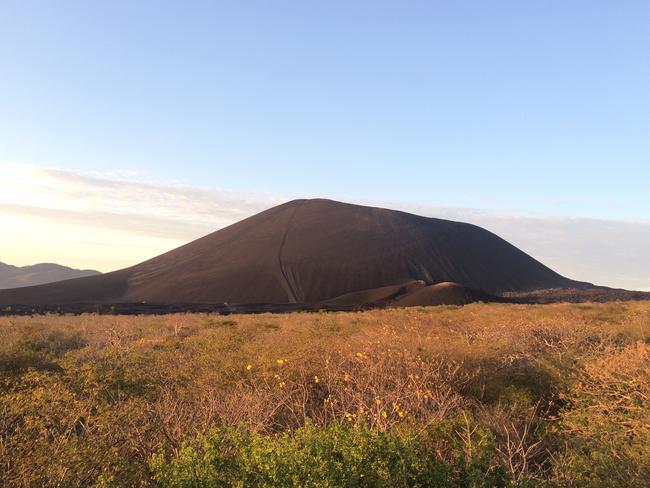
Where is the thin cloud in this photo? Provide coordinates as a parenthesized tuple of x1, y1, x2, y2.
(1, 164, 285, 240)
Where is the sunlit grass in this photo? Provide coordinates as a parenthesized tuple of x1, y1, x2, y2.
(1, 302, 649, 486)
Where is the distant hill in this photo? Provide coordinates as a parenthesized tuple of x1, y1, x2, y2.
(0, 199, 591, 308)
(0, 262, 100, 290)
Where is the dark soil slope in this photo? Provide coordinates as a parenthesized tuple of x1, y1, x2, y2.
(0, 199, 587, 307)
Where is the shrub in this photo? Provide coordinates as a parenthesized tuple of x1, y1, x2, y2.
(551, 342, 650, 487)
(1, 302, 649, 487)
(151, 421, 510, 487)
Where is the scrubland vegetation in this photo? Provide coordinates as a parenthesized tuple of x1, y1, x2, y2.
(1, 302, 649, 487)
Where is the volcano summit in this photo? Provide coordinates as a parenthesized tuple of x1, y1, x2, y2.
(0, 199, 592, 310)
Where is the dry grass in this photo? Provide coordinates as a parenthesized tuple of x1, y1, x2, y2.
(1, 302, 649, 486)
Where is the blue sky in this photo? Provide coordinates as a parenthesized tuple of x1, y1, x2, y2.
(1, 1, 649, 288)
(2, 0, 649, 217)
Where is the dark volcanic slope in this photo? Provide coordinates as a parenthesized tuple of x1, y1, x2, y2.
(0, 262, 100, 290)
(0, 199, 586, 306)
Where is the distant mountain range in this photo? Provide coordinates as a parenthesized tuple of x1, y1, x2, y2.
(0, 262, 100, 290)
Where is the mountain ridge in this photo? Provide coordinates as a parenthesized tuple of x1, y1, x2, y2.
(0, 262, 100, 290)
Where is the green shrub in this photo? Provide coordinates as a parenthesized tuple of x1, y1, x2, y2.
(151, 421, 510, 487)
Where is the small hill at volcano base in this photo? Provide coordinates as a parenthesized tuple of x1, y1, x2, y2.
(320, 281, 502, 308)
(0, 199, 591, 308)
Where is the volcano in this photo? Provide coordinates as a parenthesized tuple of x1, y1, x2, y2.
(0, 199, 588, 309)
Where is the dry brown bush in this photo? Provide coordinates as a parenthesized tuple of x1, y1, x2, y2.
(0, 302, 649, 486)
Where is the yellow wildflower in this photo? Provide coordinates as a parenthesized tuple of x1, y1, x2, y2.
(313, 375, 320, 383)
(276, 359, 285, 366)
(246, 364, 253, 371)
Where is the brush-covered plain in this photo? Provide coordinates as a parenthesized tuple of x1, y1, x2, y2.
(1, 303, 649, 487)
